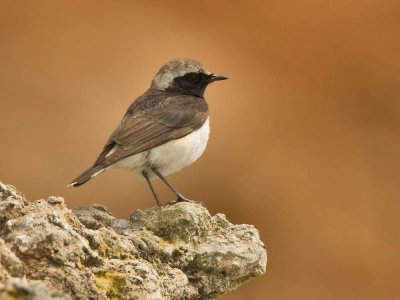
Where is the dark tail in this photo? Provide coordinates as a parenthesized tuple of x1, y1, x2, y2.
(68, 165, 105, 187)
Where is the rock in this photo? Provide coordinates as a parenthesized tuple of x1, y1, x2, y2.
(1, 278, 71, 300)
(0, 182, 267, 299)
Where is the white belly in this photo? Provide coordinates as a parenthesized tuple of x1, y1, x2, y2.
(109, 118, 210, 178)
(148, 117, 210, 176)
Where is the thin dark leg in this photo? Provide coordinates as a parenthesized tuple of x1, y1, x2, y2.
(151, 167, 189, 202)
(142, 171, 162, 207)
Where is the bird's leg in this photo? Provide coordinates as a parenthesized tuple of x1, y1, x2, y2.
(151, 167, 190, 202)
(142, 171, 162, 207)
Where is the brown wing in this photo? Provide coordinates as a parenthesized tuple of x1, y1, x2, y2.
(93, 93, 208, 168)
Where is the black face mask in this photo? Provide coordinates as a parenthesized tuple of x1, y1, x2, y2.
(167, 72, 213, 98)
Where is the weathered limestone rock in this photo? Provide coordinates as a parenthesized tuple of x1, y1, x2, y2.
(0, 182, 267, 299)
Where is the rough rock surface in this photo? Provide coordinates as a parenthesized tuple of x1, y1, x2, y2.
(0, 182, 267, 299)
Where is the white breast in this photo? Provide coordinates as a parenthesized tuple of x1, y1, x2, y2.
(147, 117, 210, 176)
(108, 117, 210, 178)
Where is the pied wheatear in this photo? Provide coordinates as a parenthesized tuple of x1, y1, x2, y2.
(69, 58, 227, 206)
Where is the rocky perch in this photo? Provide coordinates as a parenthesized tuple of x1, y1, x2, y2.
(0, 183, 266, 299)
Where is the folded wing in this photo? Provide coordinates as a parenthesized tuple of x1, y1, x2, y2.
(93, 94, 208, 168)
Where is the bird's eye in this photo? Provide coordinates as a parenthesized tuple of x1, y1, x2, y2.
(187, 73, 200, 82)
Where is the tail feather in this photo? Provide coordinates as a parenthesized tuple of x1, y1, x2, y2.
(68, 166, 105, 187)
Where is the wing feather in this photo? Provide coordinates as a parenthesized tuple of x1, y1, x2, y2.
(92, 92, 208, 168)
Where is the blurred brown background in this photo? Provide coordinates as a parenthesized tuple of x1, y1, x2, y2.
(1, 0, 400, 299)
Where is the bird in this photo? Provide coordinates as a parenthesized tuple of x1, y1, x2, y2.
(68, 58, 228, 206)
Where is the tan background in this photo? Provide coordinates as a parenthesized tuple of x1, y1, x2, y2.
(1, 0, 400, 299)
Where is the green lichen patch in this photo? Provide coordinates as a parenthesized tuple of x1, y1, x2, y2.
(95, 271, 126, 300)
(97, 238, 128, 259)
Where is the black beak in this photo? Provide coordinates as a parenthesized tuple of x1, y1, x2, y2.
(208, 73, 228, 83)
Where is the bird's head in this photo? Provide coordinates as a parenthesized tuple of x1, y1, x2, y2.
(151, 58, 228, 97)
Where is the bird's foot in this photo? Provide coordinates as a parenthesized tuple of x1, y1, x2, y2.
(177, 195, 204, 204)
(167, 196, 203, 206)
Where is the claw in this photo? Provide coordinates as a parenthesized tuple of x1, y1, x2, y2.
(173, 196, 203, 205)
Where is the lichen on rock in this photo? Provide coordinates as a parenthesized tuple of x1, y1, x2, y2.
(0, 182, 267, 299)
